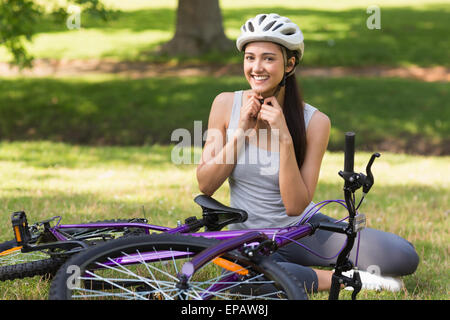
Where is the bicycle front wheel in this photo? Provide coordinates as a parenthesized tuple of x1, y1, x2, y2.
(49, 234, 307, 300)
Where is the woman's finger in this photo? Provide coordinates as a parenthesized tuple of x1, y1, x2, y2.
(263, 96, 282, 111)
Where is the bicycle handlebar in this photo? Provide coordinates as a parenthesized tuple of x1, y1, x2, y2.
(344, 132, 355, 173)
(329, 131, 381, 300)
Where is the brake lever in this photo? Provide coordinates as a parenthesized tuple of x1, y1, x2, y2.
(362, 153, 380, 194)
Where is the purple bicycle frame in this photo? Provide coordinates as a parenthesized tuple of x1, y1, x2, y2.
(51, 219, 313, 284)
(45, 199, 345, 273)
(51, 221, 312, 250)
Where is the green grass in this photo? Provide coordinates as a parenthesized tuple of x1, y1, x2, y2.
(0, 75, 448, 153)
(0, 0, 449, 67)
(0, 142, 448, 299)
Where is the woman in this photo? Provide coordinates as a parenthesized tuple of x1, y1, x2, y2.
(196, 13, 419, 297)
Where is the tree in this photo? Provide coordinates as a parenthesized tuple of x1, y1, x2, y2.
(159, 0, 234, 56)
(0, 0, 233, 68)
(0, 0, 110, 68)
(0, 0, 40, 68)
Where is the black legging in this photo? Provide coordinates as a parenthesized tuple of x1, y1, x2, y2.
(270, 212, 420, 293)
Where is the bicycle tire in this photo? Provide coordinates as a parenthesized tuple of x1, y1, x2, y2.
(0, 256, 65, 281)
(49, 234, 307, 300)
(0, 218, 141, 282)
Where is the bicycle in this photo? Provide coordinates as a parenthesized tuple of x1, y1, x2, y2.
(0, 215, 153, 281)
(46, 132, 381, 300)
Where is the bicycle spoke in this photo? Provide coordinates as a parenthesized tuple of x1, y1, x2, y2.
(134, 250, 173, 300)
(95, 258, 170, 299)
(83, 269, 146, 300)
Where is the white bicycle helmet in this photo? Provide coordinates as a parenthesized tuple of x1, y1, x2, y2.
(236, 13, 304, 60)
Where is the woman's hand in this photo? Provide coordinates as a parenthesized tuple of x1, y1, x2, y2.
(239, 92, 263, 132)
(258, 96, 292, 144)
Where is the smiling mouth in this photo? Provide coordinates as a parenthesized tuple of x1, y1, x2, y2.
(252, 75, 269, 81)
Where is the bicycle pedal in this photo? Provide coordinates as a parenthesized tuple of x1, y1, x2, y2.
(11, 211, 31, 246)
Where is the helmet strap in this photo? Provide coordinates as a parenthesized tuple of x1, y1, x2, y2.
(271, 46, 288, 99)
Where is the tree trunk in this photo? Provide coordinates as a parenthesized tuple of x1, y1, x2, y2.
(160, 0, 234, 56)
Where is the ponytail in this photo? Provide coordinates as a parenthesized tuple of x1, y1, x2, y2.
(283, 73, 307, 171)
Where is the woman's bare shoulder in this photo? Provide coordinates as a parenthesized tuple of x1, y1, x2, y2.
(306, 110, 331, 147)
(309, 110, 331, 131)
(210, 91, 235, 129)
(212, 91, 235, 106)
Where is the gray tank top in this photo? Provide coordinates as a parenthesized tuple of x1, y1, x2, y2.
(226, 90, 318, 230)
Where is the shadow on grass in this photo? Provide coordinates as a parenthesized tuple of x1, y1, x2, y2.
(0, 76, 242, 146)
(36, 8, 175, 34)
(0, 76, 448, 154)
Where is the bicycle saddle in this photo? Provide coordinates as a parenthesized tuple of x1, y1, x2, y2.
(194, 195, 248, 231)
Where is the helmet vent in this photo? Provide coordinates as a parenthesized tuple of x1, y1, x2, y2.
(263, 21, 276, 31)
(258, 15, 267, 24)
(272, 23, 283, 31)
(282, 28, 296, 36)
(248, 22, 254, 32)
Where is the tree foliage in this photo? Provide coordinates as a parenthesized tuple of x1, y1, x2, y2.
(0, 0, 111, 68)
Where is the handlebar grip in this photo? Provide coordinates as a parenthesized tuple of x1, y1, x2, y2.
(344, 132, 355, 172)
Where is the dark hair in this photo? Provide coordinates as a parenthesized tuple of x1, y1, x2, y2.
(283, 52, 306, 170)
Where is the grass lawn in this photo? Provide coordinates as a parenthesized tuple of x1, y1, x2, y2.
(0, 75, 448, 154)
(0, 0, 449, 67)
(0, 142, 448, 299)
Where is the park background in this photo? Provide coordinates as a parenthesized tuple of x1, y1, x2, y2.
(0, 0, 448, 299)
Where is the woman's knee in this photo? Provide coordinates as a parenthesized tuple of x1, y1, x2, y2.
(309, 213, 420, 276)
(356, 228, 419, 276)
